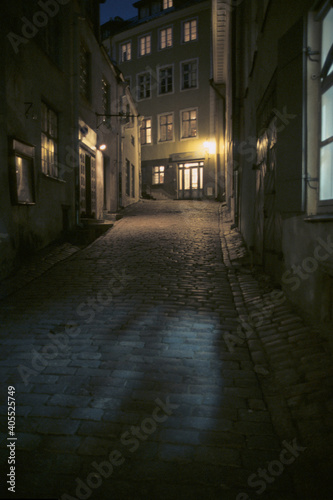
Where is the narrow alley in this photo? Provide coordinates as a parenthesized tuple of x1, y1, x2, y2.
(0, 201, 332, 500)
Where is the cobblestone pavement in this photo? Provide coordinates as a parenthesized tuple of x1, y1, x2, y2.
(0, 200, 332, 500)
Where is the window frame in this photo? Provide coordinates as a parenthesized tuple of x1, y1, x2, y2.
(318, 4, 333, 205)
(159, 26, 173, 50)
(152, 165, 165, 185)
(120, 40, 132, 62)
(80, 42, 91, 101)
(140, 117, 153, 146)
(163, 0, 173, 10)
(180, 58, 199, 91)
(182, 18, 198, 43)
(102, 77, 111, 115)
(138, 33, 152, 57)
(41, 101, 59, 178)
(136, 71, 152, 101)
(158, 64, 174, 95)
(180, 107, 198, 140)
(158, 112, 174, 143)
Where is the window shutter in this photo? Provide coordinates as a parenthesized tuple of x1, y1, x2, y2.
(276, 17, 305, 213)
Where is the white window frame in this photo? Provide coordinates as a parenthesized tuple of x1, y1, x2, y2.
(182, 18, 198, 43)
(141, 117, 152, 145)
(159, 26, 173, 50)
(180, 107, 198, 140)
(138, 33, 151, 57)
(180, 58, 199, 91)
(120, 41, 131, 62)
(318, 5, 333, 204)
(136, 71, 152, 101)
(158, 64, 174, 95)
(158, 112, 174, 142)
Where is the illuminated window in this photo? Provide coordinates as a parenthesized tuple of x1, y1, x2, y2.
(181, 109, 197, 138)
(160, 27, 172, 49)
(120, 42, 131, 62)
(153, 166, 165, 184)
(141, 118, 152, 145)
(131, 164, 135, 197)
(163, 0, 173, 9)
(319, 6, 333, 201)
(159, 66, 173, 94)
(181, 60, 198, 89)
(137, 72, 151, 100)
(183, 19, 197, 42)
(139, 35, 151, 56)
(41, 102, 58, 177)
(126, 159, 130, 196)
(159, 113, 173, 142)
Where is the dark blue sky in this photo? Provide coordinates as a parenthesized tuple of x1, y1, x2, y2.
(100, 0, 137, 24)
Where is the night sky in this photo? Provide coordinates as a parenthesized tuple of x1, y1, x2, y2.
(100, 0, 138, 24)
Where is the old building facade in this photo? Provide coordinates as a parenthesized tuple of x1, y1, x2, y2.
(229, 0, 333, 320)
(0, 0, 140, 280)
(102, 0, 227, 201)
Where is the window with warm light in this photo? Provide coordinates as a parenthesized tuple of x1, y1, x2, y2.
(153, 166, 165, 184)
(141, 118, 152, 145)
(120, 41, 131, 62)
(163, 0, 173, 9)
(181, 109, 197, 138)
(181, 60, 198, 89)
(139, 35, 151, 56)
(183, 19, 197, 42)
(319, 6, 333, 201)
(41, 102, 58, 178)
(160, 27, 173, 49)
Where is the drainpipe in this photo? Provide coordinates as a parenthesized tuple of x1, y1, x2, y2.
(209, 78, 226, 201)
(72, 10, 80, 226)
(302, 14, 308, 214)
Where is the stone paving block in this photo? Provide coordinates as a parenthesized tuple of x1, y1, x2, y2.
(37, 418, 80, 435)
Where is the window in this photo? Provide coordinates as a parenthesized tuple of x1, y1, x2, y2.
(102, 77, 110, 114)
(126, 159, 130, 196)
(80, 43, 90, 100)
(9, 139, 36, 205)
(139, 35, 151, 56)
(181, 109, 197, 138)
(153, 166, 165, 184)
(160, 27, 172, 49)
(120, 41, 131, 62)
(181, 60, 198, 89)
(141, 118, 152, 145)
(159, 66, 173, 94)
(137, 72, 151, 100)
(131, 164, 135, 197)
(319, 6, 333, 201)
(41, 102, 58, 177)
(163, 0, 173, 9)
(183, 19, 198, 42)
(159, 113, 173, 142)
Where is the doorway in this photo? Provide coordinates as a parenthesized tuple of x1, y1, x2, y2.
(178, 161, 204, 199)
(79, 147, 96, 218)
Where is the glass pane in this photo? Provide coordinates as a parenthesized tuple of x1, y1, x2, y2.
(322, 86, 333, 141)
(320, 142, 333, 200)
(179, 169, 183, 190)
(322, 8, 333, 75)
(200, 167, 203, 188)
(192, 168, 198, 189)
(184, 169, 190, 190)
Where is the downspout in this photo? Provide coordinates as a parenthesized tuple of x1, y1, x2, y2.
(72, 10, 80, 226)
(209, 78, 226, 201)
(302, 14, 308, 214)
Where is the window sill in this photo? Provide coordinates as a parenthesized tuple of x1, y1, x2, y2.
(41, 173, 66, 184)
(304, 214, 333, 222)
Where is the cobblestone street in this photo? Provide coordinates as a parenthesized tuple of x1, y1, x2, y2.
(0, 200, 332, 499)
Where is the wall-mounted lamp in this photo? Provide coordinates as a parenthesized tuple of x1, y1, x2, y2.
(98, 144, 107, 151)
(203, 140, 216, 155)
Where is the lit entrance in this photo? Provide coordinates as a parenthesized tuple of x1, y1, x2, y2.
(178, 161, 204, 199)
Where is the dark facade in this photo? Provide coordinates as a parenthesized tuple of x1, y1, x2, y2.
(229, 0, 333, 320)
